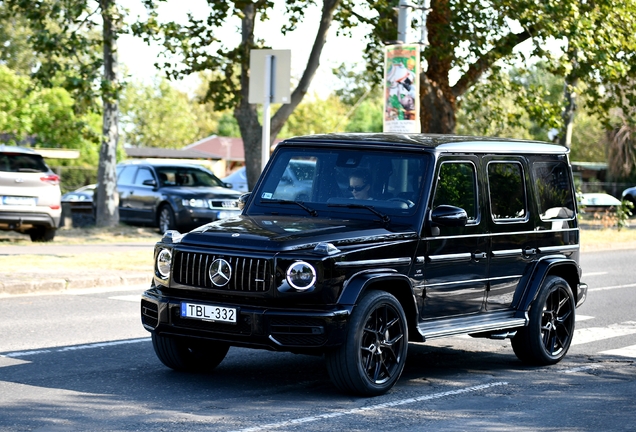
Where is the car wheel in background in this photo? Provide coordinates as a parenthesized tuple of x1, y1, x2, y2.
(28, 226, 56, 242)
(158, 205, 176, 234)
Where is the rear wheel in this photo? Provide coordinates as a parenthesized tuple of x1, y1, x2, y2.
(29, 226, 56, 242)
(151, 333, 229, 372)
(326, 290, 408, 396)
(512, 276, 575, 365)
(158, 205, 176, 234)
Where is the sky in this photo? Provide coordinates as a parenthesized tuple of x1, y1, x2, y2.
(118, 1, 373, 99)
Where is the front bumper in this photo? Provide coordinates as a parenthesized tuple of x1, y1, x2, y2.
(0, 210, 60, 229)
(175, 208, 241, 230)
(576, 282, 588, 307)
(141, 287, 350, 353)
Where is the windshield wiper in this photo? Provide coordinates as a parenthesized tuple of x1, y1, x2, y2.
(262, 199, 318, 217)
(328, 203, 391, 223)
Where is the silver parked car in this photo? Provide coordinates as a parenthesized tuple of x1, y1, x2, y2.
(0, 145, 61, 241)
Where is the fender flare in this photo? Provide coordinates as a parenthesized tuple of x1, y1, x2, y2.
(337, 271, 419, 328)
(513, 257, 580, 319)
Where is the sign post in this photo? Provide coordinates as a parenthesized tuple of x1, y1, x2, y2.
(249, 50, 291, 171)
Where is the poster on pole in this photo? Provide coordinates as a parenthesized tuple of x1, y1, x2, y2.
(383, 44, 420, 133)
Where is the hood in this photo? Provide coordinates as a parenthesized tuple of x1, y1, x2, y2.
(177, 215, 417, 252)
(161, 186, 242, 199)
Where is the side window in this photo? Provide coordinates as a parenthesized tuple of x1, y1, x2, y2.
(117, 166, 136, 186)
(432, 162, 478, 222)
(533, 161, 575, 220)
(134, 167, 155, 186)
(488, 162, 527, 221)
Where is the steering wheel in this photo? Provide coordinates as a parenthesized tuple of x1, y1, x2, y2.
(387, 197, 415, 208)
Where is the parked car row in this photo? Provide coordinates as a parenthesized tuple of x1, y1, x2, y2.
(61, 161, 245, 234)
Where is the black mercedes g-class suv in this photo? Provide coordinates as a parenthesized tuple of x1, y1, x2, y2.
(141, 133, 587, 396)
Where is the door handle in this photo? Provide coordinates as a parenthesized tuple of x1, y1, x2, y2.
(523, 247, 537, 256)
(472, 252, 487, 260)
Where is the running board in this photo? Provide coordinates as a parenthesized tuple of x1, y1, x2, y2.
(417, 312, 527, 341)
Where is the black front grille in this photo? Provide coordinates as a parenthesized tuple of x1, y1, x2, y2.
(173, 251, 272, 292)
(141, 300, 159, 328)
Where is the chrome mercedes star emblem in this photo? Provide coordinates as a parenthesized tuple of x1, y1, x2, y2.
(209, 258, 232, 287)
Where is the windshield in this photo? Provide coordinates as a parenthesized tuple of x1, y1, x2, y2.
(0, 153, 49, 173)
(155, 167, 225, 187)
(249, 147, 430, 222)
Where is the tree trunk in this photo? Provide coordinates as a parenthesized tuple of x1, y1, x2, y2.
(95, 0, 119, 227)
(236, 0, 340, 190)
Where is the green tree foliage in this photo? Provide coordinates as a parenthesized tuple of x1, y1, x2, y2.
(0, 4, 38, 75)
(3, 0, 126, 227)
(281, 94, 348, 137)
(121, 78, 200, 148)
(133, 0, 344, 189)
(0, 65, 100, 166)
(344, 0, 636, 137)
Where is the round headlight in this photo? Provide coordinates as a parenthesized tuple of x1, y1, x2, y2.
(156, 249, 172, 279)
(286, 261, 316, 291)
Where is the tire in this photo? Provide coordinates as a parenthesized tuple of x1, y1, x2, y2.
(29, 226, 56, 242)
(326, 290, 408, 396)
(512, 276, 576, 365)
(158, 205, 176, 234)
(151, 333, 229, 372)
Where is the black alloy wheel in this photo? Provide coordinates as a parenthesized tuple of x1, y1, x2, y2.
(512, 275, 576, 365)
(326, 290, 408, 396)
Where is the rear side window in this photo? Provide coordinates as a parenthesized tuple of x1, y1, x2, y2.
(117, 166, 137, 186)
(533, 161, 575, 220)
(488, 162, 527, 221)
(432, 162, 478, 222)
(0, 153, 49, 173)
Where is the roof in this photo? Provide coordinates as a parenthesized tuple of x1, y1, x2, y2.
(124, 147, 221, 160)
(0, 144, 39, 155)
(185, 135, 283, 162)
(282, 133, 569, 154)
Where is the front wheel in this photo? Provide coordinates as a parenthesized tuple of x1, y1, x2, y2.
(512, 275, 576, 365)
(326, 290, 408, 396)
(157, 205, 176, 234)
(151, 333, 229, 372)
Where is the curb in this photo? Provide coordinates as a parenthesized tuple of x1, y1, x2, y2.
(0, 273, 151, 296)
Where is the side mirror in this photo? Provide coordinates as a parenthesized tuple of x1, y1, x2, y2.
(431, 205, 468, 227)
(237, 193, 251, 210)
(224, 182, 233, 189)
(142, 179, 157, 187)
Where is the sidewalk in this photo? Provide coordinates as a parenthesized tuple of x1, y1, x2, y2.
(0, 271, 152, 296)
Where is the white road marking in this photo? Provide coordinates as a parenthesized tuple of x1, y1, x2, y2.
(583, 272, 608, 277)
(228, 382, 509, 432)
(1, 337, 150, 358)
(588, 283, 636, 292)
(600, 344, 636, 358)
(109, 294, 141, 302)
(572, 321, 636, 346)
(576, 315, 594, 322)
(564, 365, 600, 374)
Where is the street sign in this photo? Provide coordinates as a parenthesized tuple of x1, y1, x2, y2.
(249, 49, 291, 104)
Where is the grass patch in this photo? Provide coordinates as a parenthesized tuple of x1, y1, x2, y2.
(0, 224, 161, 245)
(580, 228, 636, 251)
(0, 250, 154, 273)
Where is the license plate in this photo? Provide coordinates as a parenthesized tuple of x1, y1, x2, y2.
(180, 302, 237, 324)
(2, 196, 36, 206)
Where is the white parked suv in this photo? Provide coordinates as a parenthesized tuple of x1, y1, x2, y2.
(0, 145, 61, 241)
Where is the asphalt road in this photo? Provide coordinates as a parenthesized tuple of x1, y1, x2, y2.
(0, 249, 634, 431)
